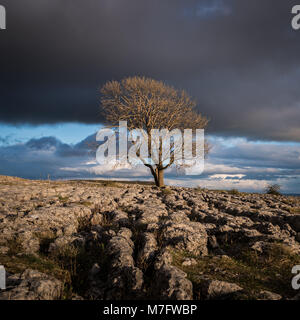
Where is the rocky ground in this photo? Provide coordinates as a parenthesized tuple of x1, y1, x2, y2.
(0, 175, 299, 300)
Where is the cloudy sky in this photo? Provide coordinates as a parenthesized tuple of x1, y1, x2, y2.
(0, 0, 299, 193)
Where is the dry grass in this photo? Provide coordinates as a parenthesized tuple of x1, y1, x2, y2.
(79, 201, 93, 207)
(160, 188, 173, 196)
(172, 243, 300, 299)
(57, 195, 70, 203)
(227, 189, 240, 195)
(1, 236, 110, 300)
(289, 207, 300, 214)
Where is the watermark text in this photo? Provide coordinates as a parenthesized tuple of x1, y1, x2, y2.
(96, 121, 205, 175)
(0, 265, 5, 290)
(292, 265, 300, 290)
(292, 5, 300, 30)
(0, 5, 6, 30)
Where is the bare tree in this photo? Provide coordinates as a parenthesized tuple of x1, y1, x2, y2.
(100, 76, 209, 187)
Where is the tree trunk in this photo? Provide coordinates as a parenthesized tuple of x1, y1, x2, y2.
(148, 166, 165, 188)
(157, 169, 164, 188)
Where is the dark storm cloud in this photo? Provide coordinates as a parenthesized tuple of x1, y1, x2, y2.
(25, 134, 95, 157)
(0, 0, 300, 141)
(0, 135, 95, 179)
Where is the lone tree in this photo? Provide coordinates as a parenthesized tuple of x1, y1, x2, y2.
(100, 76, 209, 187)
(265, 184, 281, 196)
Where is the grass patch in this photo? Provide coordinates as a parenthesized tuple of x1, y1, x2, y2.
(2, 239, 110, 299)
(210, 189, 230, 194)
(50, 242, 109, 298)
(289, 207, 300, 214)
(0, 182, 16, 186)
(2, 225, 110, 299)
(79, 201, 93, 207)
(194, 187, 207, 193)
(0, 252, 70, 294)
(57, 195, 70, 203)
(3, 236, 69, 294)
(70, 179, 154, 187)
(227, 189, 240, 195)
(101, 181, 121, 188)
(160, 188, 173, 196)
(172, 243, 300, 300)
